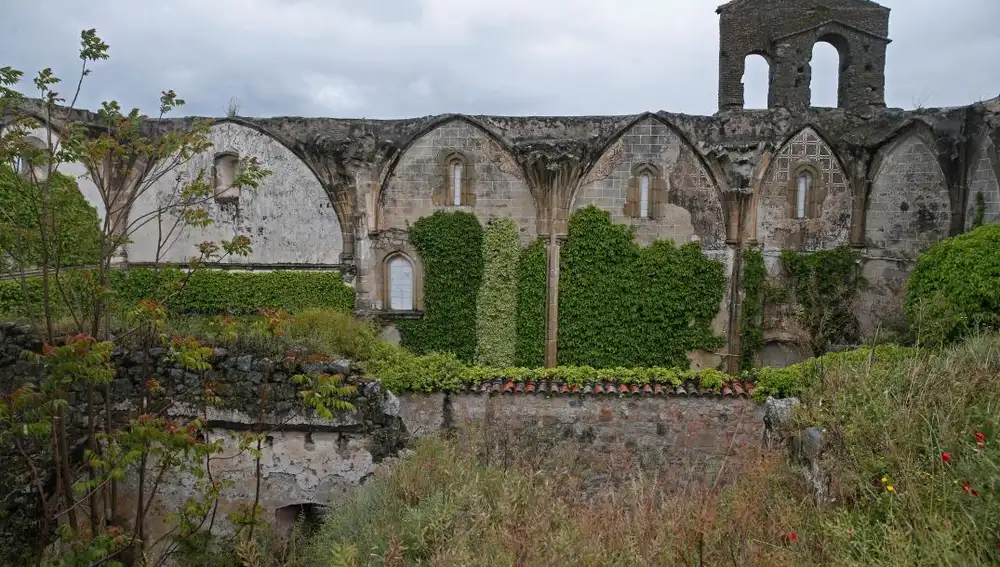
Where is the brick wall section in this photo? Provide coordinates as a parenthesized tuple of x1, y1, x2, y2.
(380, 120, 537, 243)
(757, 127, 852, 251)
(398, 393, 765, 482)
(128, 122, 345, 265)
(866, 134, 951, 257)
(966, 135, 1000, 230)
(574, 118, 726, 249)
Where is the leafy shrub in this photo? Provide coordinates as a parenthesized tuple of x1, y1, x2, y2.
(112, 268, 355, 315)
(752, 343, 919, 402)
(397, 211, 483, 362)
(474, 218, 519, 367)
(514, 239, 547, 367)
(905, 224, 1000, 346)
(285, 308, 382, 360)
(558, 206, 725, 368)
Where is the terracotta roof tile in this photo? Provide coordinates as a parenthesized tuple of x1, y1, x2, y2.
(464, 379, 754, 399)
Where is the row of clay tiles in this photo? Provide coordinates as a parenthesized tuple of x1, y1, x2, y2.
(456, 380, 755, 398)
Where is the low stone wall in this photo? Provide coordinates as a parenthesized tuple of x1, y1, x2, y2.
(1, 321, 767, 556)
(401, 391, 764, 482)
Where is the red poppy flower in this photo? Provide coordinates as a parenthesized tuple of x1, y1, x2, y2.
(783, 531, 798, 543)
(975, 432, 986, 450)
(941, 452, 952, 463)
(962, 481, 979, 496)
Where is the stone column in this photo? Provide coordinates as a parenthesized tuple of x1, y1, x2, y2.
(544, 230, 564, 368)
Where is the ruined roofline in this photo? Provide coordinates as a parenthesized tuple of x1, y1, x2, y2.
(715, 0, 890, 14)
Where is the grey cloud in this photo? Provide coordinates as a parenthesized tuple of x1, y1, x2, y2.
(1, 0, 998, 119)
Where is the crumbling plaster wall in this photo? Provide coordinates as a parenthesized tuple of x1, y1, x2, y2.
(573, 117, 726, 249)
(127, 122, 344, 266)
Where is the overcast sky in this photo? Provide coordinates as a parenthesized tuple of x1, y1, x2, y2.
(2, 0, 998, 119)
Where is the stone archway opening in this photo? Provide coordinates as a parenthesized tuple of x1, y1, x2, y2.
(274, 503, 328, 537)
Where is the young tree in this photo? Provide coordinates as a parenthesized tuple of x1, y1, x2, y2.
(0, 29, 272, 565)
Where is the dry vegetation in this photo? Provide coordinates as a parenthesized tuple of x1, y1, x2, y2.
(185, 334, 1000, 567)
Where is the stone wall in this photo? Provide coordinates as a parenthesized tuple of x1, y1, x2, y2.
(7, 0, 1000, 368)
(378, 118, 537, 243)
(573, 116, 726, 249)
(400, 391, 764, 482)
(1, 322, 767, 551)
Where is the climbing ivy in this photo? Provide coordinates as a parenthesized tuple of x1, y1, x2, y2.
(558, 206, 726, 369)
(739, 248, 766, 373)
(397, 211, 484, 362)
(515, 239, 547, 367)
(475, 218, 519, 367)
(0, 165, 102, 271)
(972, 191, 986, 229)
(780, 247, 863, 355)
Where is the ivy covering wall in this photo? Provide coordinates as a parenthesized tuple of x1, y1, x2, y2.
(397, 211, 484, 362)
(474, 218, 519, 367)
(0, 166, 102, 270)
(557, 206, 726, 369)
(739, 248, 766, 373)
(515, 239, 547, 367)
(780, 247, 862, 355)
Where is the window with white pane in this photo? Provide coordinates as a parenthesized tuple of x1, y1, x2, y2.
(795, 170, 811, 219)
(388, 255, 414, 311)
(450, 158, 463, 206)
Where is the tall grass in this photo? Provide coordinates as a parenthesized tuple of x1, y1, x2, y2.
(295, 335, 1000, 566)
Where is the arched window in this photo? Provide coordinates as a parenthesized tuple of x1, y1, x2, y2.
(450, 158, 463, 206)
(213, 152, 240, 203)
(810, 40, 842, 108)
(796, 171, 811, 219)
(639, 172, 651, 219)
(388, 255, 414, 311)
(743, 53, 771, 109)
(13, 136, 47, 180)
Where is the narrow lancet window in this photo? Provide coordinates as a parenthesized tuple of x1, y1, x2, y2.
(640, 173, 651, 219)
(796, 171, 811, 219)
(451, 160, 463, 206)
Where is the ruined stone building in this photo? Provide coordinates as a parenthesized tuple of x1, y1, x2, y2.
(7, 0, 1000, 371)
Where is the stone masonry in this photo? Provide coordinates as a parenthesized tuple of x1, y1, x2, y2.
(4, 0, 1000, 370)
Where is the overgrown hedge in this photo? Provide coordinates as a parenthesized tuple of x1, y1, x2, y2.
(904, 224, 1000, 345)
(397, 211, 483, 362)
(475, 218, 519, 367)
(0, 165, 102, 270)
(364, 348, 730, 394)
(515, 239, 547, 367)
(113, 268, 355, 314)
(0, 268, 355, 317)
(558, 206, 726, 369)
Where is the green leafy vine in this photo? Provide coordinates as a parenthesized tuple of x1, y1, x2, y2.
(397, 211, 483, 362)
(515, 239, 547, 367)
(475, 218, 519, 367)
(558, 206, 726, 369)
(779, 247, 863, 355)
